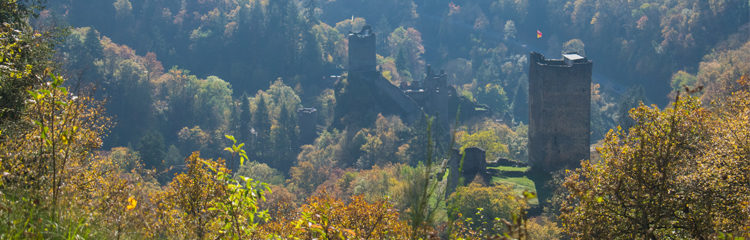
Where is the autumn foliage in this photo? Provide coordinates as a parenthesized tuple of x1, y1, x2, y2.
(560, 83, 750, 238)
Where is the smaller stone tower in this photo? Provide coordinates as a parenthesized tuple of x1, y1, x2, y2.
(444, 147, 487, 198)
(423, 65, 448, 93)
(347, 26, 376, 73)
(297, 107, 318, 145)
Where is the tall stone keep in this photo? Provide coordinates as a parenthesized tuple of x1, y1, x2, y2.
(528, 52, 591, 208)
(347, 26, 376, 73)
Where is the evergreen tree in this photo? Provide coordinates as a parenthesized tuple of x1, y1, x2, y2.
(271, 103, 297, 173)
(303, 0, 317, 23)
(239, 93, 252, 145)
(253, 93, 271, 162)
(136, 130, 166, 170)
(81, 28, 103, 73)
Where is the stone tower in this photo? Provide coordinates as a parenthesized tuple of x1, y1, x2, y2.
(528, 52, 591, 208)
(297, 107, 318, 145)
(347, 25, 376, 73)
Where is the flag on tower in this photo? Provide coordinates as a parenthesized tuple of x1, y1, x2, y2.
(537, 30, 542, 39)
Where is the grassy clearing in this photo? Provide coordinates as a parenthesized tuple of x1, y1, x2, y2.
(488, 165, 530, 172)
(489, 166, 539, 205)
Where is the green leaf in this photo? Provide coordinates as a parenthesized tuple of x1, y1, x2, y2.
(523, 191, 537, 199)
(201, 160, 217, 172)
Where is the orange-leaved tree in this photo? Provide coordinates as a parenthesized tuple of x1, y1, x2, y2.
(560, 82, 750, 238)
(266, 194, 411, 239)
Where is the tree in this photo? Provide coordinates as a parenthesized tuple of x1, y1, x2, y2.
(467, 119, 528, 163)
(211, 135, 271, 239)
(590, 83, 618, 142)
(270, 103, 297, 172)
(0, 0, 55, 123)
(112, 0, 132, 20)
(616, 85, 648, 131)
(249, 79, 301, 170)
(191, 75, 233, 131)
(289, 130, 344, 197)
(153, 152, 228, 239)
(694, 41, 750, 103)
(355, 114, 410, 169)
(457, 129, 510, 163)
(263, 79, 302, 118)
(399, 118, 444, 238)
(262, 194, 411, 239)
(560, 87, 750, 238)
(475, 83, 510, 116)
(446, 183, 527, 235)
(235, 161, 284, 186)
(670, 70, 697, 93)
(61, 27, 103, 84)
(561, 39, 584, 55)
(303, 0, 317, 23)
(177, 125, 212, 154)
(136, 130, 166, 170)
(388, 27, 425, 79)
(252, 93, 270, 161)
(333, 17, 367, 34)
(239, 93, 252, 146)
(105, 58, 153, 146)
(0, 74, 110, 235)
(406, 115, 432, 166)
(503, 20, 516, 41)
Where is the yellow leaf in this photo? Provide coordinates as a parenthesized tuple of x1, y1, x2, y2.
(343, 228, 356, 237)
(310, 223, 322, 230)
(126, 196, 138, 210)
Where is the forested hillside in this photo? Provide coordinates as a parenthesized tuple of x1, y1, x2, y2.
(1, 0, 748, 238)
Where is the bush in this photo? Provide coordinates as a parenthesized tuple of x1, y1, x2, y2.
(446, 183, 526, 235)
(235, 161, 284, 186)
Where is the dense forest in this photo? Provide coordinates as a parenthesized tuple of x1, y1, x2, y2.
(0, 0, 748, 239)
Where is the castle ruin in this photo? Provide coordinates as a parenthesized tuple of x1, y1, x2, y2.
(333, 26, 493, 199)
(334, 26, 484, 130)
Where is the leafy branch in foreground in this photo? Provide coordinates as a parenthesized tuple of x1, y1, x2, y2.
(206, 135, 270, 239)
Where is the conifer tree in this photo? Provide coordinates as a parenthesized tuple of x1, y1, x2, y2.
(239, 93, 252, 145)
(271, 103, 297, 173)
(253, 93, 271, 162)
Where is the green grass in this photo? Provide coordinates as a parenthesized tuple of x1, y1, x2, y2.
(489, 166, 539, 205)
(488, 165, 529, 172)
(493, 176, 535, 190)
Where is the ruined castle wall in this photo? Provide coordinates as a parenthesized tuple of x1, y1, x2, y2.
(371, 73, 422, 123)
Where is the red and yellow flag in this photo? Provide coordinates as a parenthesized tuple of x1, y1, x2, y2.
(536, 30, 542, 39)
